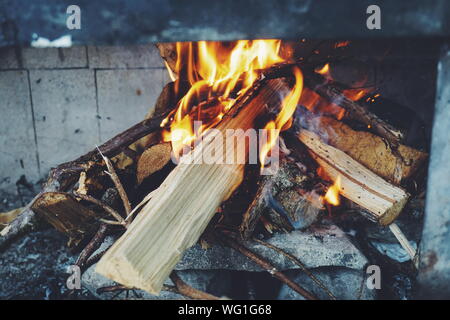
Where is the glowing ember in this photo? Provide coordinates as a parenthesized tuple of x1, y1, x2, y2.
(298, 87, 346, 121)
(334, 41, 350, 48)
(342, 88, 373, 101)
(366, 93, 380, 103)
(324, 175, 341, 206)
(315, 63, 330, 76)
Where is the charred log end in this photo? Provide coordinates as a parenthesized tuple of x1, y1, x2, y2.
(31, 192, 99, 247)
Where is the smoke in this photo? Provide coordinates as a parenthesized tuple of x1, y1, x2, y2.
(293, 106, 339, 145)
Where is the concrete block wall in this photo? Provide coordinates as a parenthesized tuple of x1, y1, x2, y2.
(0, 45, 169, 191)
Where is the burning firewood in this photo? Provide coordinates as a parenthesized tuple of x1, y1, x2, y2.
(240, 154, 324, 239)
(297, 108, 427, 184)
(302, 69, 404, 148)
(298, 129, 409, 226)
(95, 78, 295, 294)
(3, 40, 426, 299)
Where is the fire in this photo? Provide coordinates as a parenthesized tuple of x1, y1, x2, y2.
(311, 60, 372, 103)
(162, 40, 287, 160)
(334, 41, 350, 48)
(324, 175, 342, 206)
(315, 63, 330, 76)
(164, 60, 177, 82)
(366, 93, 380, 103)
(168, 114, 195, 158)
(299, 87, 346, 121)
(342, 88, 373, 101)
(260, 67, 303, 168)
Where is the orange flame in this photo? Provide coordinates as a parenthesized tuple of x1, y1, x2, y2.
(162, 40, 286, 159)
(299, 87, 346, 121)
(324, 175, 341, 206)
(315, 63, 330, 76)
(260, 67, 303, 168)
(342, 88, 372, 101)
(164, 60, 177, 82)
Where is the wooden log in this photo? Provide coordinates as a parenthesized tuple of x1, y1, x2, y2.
(0, 207, 24, 231)
(299, 111, 427, 184)
(156, 43, 178, 76)
(298, 130, 409, 226)
(303, 69, 404, 147)
(240, 156, 324, 239)
(31, 192, 99, 247)
(136, 80, 190, 151)
(96, 78, 290, 294)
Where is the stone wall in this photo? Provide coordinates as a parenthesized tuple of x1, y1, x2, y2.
(0, 45, 169, 191)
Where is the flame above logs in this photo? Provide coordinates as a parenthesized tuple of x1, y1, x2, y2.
(159, 41, 303, 167)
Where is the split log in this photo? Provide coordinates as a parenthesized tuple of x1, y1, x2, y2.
(298, 110, 427, 184)
(96, 78, 291, 294)
(298, 130, 409, 226)
(0, 207, 24, 231)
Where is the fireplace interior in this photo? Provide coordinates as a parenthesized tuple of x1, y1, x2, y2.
(1, 1, 450, 300)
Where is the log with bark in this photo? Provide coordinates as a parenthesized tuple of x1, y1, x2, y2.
(297, 108, 428, 184)
(95, 78, 293, 294)
(302, 69, 404, 148)
(297, 129, 409, 226)
(239, 153, 324, 239)
(156, 43, 178, 77)
(31, 192, 100, 247)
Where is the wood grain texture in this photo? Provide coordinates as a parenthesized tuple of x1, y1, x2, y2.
(136, 142, 172, 184)
(302, 115, 427, 184)
(299, 130, 409, 225)
(96, 79, 289, 294)
(31, 192, 98, 247)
